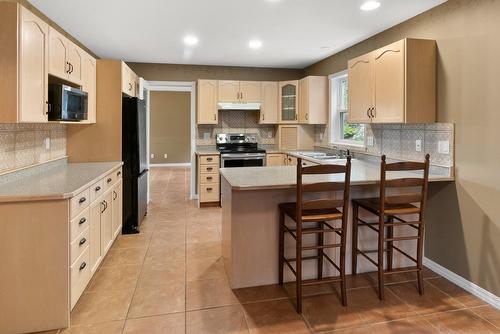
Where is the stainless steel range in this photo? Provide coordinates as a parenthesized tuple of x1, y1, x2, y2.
(216, 133, 266, 167)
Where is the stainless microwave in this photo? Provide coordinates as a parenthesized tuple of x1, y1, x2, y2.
(48, 84, 88, 122)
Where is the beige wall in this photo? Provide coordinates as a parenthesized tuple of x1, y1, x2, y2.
(149, 91, 191, 164)
(306, 0, 500, 296)
(129, 63, 304, 82)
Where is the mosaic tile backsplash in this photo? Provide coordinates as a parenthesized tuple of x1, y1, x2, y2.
(0, 124, 67, 174)
(197, 110, 276, 146)
(315, 123, 454, 167)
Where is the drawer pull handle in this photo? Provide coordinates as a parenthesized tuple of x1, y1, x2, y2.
(207, 157, 213, 161)
(79, 197, 86, 204)
(95, 186, 101, 192)
(207, 187, 213, 191)
(113, 190, 117, 200)
(79, 218, 86, 225)
(207, 177, 213, 180)
(107, 178, 112, 183)
(79, 262, 87, 271)
(117, 171, 121, 176)
(79, 237, 87, 246)
(207, 167, 213, 171)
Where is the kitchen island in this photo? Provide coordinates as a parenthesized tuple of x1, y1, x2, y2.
(220, 159, 453, 289)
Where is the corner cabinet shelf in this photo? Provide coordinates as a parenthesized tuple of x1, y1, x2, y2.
(348, 38, 437, 124)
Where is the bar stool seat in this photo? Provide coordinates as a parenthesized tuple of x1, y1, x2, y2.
(279, 202, 342, 222)
(352, 198, 421, 215)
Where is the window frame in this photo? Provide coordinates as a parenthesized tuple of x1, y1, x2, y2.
(329, 71, 366, 148)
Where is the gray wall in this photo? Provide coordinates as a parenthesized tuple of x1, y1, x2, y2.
(306, 0, 500, 296)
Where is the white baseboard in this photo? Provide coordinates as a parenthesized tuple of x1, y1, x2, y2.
(424, 257, 500, 309)
(150, 163, 190, 168)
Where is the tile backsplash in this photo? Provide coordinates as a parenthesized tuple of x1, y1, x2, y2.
(0, 124, 67, 175)
(315, 123, 454, 167)
(197, 110, 275, 145)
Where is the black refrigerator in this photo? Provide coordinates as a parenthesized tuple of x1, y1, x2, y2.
(122, 96, 148, 234)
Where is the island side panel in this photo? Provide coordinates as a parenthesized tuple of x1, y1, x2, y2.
(0, 200, 70, 334)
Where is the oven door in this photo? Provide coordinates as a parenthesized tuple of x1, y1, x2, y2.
(221, 153, 266, 168)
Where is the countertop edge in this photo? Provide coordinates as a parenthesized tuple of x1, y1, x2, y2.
(0, 162, 124, 204)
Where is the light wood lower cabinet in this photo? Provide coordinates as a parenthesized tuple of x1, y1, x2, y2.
(112, 180, 123, 239)
(198, 154, 220, 206)
(100, 191, 113, 256)
(266, 153, 286, 166)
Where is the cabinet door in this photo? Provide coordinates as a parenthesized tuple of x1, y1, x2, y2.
(266, 154, 284, 166)
(18, 6, 49, 123)
(348, 53, 373, 124)
(112, 180, 123, 239)
(299, 76, 328, 124)
(100, 191, 113, 255)
(298, 78, 309, 123)
(279, 81, 298, 123)
(67, 42, 82, 84)
(197, 80, 218, 124)
(240, 81, 261, 102)
(218, 80, 240, 102)
(373, 39, 405, 123)
(81, 52, 96, 123)
(48, 27, 68, 79)
(89, 200, 102, 273)
(279, 125, 298, 150)
(259, 82, 278, 124)
(121, 62, 133, 96)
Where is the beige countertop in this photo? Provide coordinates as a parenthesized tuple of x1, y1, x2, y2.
(195, 146, 220, 155)
(0, 162, 123, 203)
(220, 160, 454, 191)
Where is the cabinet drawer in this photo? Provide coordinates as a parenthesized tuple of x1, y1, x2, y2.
(200, 184, 220, 203)
(70, 246, 90, 309)
(70, 207, 90, 241)
(70, 228, 89, 265)
(200, 165, 219, 174)
(70, 188, 90, 219)
(103, 169, 119, 190)
(89, 179, 104, 203)
(200, 173, 219, 184)
(200, 155, 219, 165)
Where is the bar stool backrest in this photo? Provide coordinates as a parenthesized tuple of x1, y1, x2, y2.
(296, 156, 352, 223)
(379, 154, 430, 220)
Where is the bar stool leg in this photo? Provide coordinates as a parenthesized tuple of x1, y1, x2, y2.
(296, 223, 303, 313)
(278, 210, 285, 286)
(386, 216, 394, 272)
(378, 217, 385, 300)
(340, 228, 347, 306)
(351, 203, 359, 276)
(416, 220, 425, 295)
(317, 221, 324, 280)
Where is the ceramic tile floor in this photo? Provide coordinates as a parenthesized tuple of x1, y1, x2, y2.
(39, 168, 500, 334)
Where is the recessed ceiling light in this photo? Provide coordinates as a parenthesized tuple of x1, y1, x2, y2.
(360, 1, 381, 11)
(249, 40, 263, 49)
(183, 35, 199, 46)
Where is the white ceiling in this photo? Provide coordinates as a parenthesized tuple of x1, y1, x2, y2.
(30, 0, 446, 69)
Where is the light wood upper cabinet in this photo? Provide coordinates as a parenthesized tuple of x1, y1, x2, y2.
(19, 5, 49, 123)
(197, 79, 218, 124)
(66, 42, 82, 84)
(218, 80, 261, 103)
(298, 76, 328, 124)
(121, 62, 137, 97)
(259, 81, 278, 124)
(279, 80, 299, 123)
(348, 38, 436, 124)
(81, 52, 97, 123)
(48, 27, 69, 79)
(218, 80, 240, 102)
(348, 53, 374, 123)
(239, 81, 261, 102)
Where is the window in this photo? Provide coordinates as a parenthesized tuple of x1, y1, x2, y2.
(330, 72, 365, 145)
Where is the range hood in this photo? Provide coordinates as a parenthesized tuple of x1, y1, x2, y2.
(217, 102, 261, 111)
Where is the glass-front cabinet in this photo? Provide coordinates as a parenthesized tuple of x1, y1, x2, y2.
(279, 80, 299, 123)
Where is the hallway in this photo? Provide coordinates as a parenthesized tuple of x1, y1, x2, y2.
(61, 168, 500, 333)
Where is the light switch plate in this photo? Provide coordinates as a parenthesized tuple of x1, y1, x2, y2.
(319, 133, 324, 141)
(151, 153, 155, 159)
(366, 136, 374, 147)
(164, 154, 168, 159)
(415, 139, 422, 152)
(438, 141, 450, 155)
(44, 137, 50, 150)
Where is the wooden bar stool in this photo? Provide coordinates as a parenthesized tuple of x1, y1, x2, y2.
(351, 154, 430, 300)
(278, 157, 352, 313)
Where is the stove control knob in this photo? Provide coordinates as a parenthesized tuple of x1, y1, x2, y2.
(251, 137, 256, 142)
(244, 137, 250, 143)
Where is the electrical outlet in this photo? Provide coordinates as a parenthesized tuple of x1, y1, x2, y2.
(366, 136, 374, 147)
(267, 131, 272, 139)
(151, 153, 155, 159)
(203, 132, 210, 140)
(319, 133, 324, 141)
(44, 137, 50, 150)
(415, 139, 422, 152)
(164, 154, 168, 159)
(438, 141, 450, 155)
